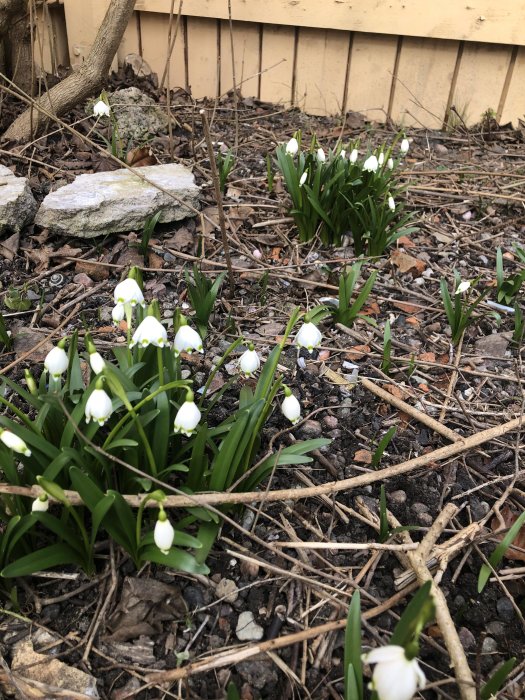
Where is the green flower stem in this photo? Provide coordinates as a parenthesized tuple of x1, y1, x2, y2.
(117, 392, 158, 477)
(135, 490, 165, 551)
(157, 347, 165, 386)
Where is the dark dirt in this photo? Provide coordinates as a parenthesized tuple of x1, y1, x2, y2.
(0, 65, 524, 699)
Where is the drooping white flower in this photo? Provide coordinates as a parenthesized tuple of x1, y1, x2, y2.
(174, 392, 201, 437)
(317, 147, 326, 162)
(89, 352, 106, 375)
(388, 196, 396, 212)
(154, 510, 175, 554)
(363, 155, 379, 173)
(378, 152, 385, 166)
(363, 645, 426, 700)
(112, 304, 125, 324)
(173, 324, 203, 357)
(349, 149, 358, 163)
(340, 149, 346, 159)
(44, 345, 69, 378)
(455, 280, 471, 295)
(285, 137, 299, 156)
(299, 171, 308, 186)
(295, 321, 322, 353)
(113, 278, 144, 307)
(387, 157, 394, 170)
(400, 138, 410, 154)
(93, 100, 110, 118)
(32, 495, 49, 512)
(239, 345, 260, 377)
(0, 429, 31, 456)
(85, 388, 113, 426)
(281, 387, 301, 424)
(130, 316, 168, 349)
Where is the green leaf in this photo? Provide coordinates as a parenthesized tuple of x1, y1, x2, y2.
(478, 510, 525, 592)
(90, 494, 116, 547)
(480, 657, 516, 699)
(2, 543, 84, 577)
(372, 426, 396, 468)
(140, 545, 210, 575)
(390, 581, 434, 648)
(105, 439, 139, 450)
(344, 591, 363, 700)
(37, 477, 70, 506)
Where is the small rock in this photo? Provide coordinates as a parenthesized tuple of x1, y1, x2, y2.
(387, 490, 407, 505)
(470, 499, 490, 520)
(322, 415, 338, 430)
(496, 597, 515, 622)
(236, 658, 278, 689)
(411, 502, 429, 514)
(481, 637, 498, 654)
(124, 53, 153, 78)
(216, 578, 239, 604)
(236, 611, 264, 641)
(240, 559, 260, 579)
(0, 165, 37, 233)
(183, 585, 205, 609)
(486, 621, 505, 637)
(458, 627, 476, 651)
(434, 143, 448, 155)
(474, 333, 510, 358)
(417, 512, 434, 527)
(73, 273, 95, 287)
(297, 420, 323, 438)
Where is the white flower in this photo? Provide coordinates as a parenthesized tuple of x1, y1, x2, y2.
(455, 280, 471, 295)
(378, 152, 385, 166)
(239, 347, 260, 376)
(113, 278, 144, 307)
(0, 429, 31, 456)
(363, 155, 379, 173)
(349, 149, 358, 163)
(85, 389, 113, 426)
(363, 645, 426, 700)
(174, 396, 201, 437)
(130, 316, 168, 348)
(285, 137, 299, 156)
(317, 147, 326, 162)
(400, 138, 410, 154)
(154, 512, 175, 554)
(387, 157, 394, 170)
(295, 321, 322, 353)
(173, 324, 203, 357)
(89, 352, 106, 375)
(340, 149, 346, 159)
(44, 346, 69, 378)
(388, 196, 395, 212)
(299, 171, 308, 186)
(281, 390, 301, 424)
(93, 100, 110, 118)
(32, 495, 49, 512)
(112, 304, 125, 324)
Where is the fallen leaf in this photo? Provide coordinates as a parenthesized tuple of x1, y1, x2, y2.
(418, 352, 436, 362)
(354, 449, 372, 464)
(126, 146, 158, 168)
(397, 235, 416, 248)
(392, 300, 422, 314)
(53, 243, 82, 259)
(418, 383, 430, 393)
(345, 345, 370, 361)
(385, 384, 412, 400)
(490, 505, 525, 562)
(147, 251, 164, 269)
(166, 226, 195, 252)
(362, 301, 380, 316)
(0, 231, 19, 261)
(390, 249, 426, 276)
(75, 258, 110, 281)
(406, 316, 420, 326)
(319, 366, 355, 387)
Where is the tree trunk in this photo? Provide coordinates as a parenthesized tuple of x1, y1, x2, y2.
(6, 0, 34, 96)
(3, 0, 136, 142)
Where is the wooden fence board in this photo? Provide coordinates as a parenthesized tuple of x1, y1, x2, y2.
(450, 43, 513, 126)
(259, 24, 295, 107)
(346, 32, 398, 123)
(186, 16, 219, 98)
(138, 11, 186, 89)
(390, 37, 458, 128)
(134, 0, 525, 47)
(294, 27, 350, 115)
(220, 20, 260, 98)
(500, 47, 525, 125)
(118, 11, 141, 64)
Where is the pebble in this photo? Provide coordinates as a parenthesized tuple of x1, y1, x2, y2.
(183, 585, 205, 609)
(387, 490, 407, 505)
(181, 369, 191, 379)
(411, 502, 429, 514)
(216, 578, 239, 604)
(496, 597, 515, 622)
(486, 621, 505, 637)
(236, 611, 264, 641)
(298, 420, 323, 439)
(322, 415, 338, 430)
(481, 637, 498, 654)
(458, 627, 476, 651)
(417, 512, 434, 527)
(72, 273, 94, 287)
(470, 499, 489, 520)
(434, 143, 448, 155)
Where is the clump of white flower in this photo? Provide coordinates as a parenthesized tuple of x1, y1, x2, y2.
(363, 155, 379, 173)
(114, 278, 144, 307)
(130, 316, 168, 349)
(93, 99, 110, 118)
(173, 320, 203, 357)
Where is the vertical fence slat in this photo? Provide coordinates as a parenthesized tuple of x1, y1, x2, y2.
(346, 33, 398, 123)
(138, 12, 186, 90)
(186, 16, 219, 99)
(118, 11, 141, 64)
(220, 20, 261, 98)
(390, 37, 458, 128)
(260, 25, 295, 107)
(499, 46, 525, 125)
(294, 27, 350, 115)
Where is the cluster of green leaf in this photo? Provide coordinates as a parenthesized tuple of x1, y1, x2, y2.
(495, 247, 525, 305)
(0, 290, 327, 583)
(440, 272, 488, 346)
(274, 131, 416, 253)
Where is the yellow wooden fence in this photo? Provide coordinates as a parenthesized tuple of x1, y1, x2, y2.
(38, 1, 525, 128)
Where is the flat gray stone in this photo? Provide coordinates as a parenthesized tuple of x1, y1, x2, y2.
(35, 164, 200, 238)
(0, 165, 38, 234)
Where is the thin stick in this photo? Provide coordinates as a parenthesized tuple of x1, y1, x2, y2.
(199, 108, 236, 297)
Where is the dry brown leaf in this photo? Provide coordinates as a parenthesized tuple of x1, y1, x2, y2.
(345, 345, 370, 361)
(0, 231, 19, 261)
(390, 249, 426, 276)
(166, 226, 195, 252)
(491, 505, 525, 562)
(392, 300, 422, 314)
(354, 449, 372, 464)
(397, 235, 416, 248)
(125, 146, 158, 167)
(418, 352, 436, 362)
(53, 243, 82, 259)
(319, 366, 354, 387)
(23, 246, 52, 272)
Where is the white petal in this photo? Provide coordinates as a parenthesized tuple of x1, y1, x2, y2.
(317, 148, 326, 162)
(89, 352, 106, 375)
(239, 349, 260, 376)
(455, 280, 471, 295)
(299, 171, 307, 186)
(372, 659, 418, 700)
(0, 430, 31, 456)
(130, 316, 168, 348)
(350, 149, 358, 163)
(363, 155, 379, 173)
(93, 100, 110, 117)
(174, 401, 201, 436)
(154, 517, 175, 553)
(365, 645, 406, 665)
(378, 152, 385, 166)
(388, 196, 395, 212)
(114, 278, 144, 307)
(32, 497, 49, 512)
(44, 346, 69, 378)
(400, 138, 410, 154)
(173, 325, 203, 356)
(85, 389, 113, 426)
(285, 137, 299, 156)
(295, 322, 322, 352)
(112, 304, 125, 323)
(281, 394, 301, 423)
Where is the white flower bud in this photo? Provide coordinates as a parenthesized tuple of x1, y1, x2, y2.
(239, 347, 260, 376)
(317, 147, 326, 162)
(400, 138, 410, 154)
(349, 149, 358, 163)
(130, 316, 168, 349)
(112, 304, 125, 324)
(340, 149, 346, 159)
(0, 429, 31, 456)
(295, 321, 322, 353)
(363, 155, 379, 173)
(281, 389, 301, 424)
(93, 100, 111, 118)
(455, 280, 471, 295)
(378, 152, 385, 166)
(154, 512, 175, 554)
(32, 495, 49, 512)
(44, 345, 69, 378)
(85, 388, 113, 426)
(387, 157, 394, 170)
(174, 395, 201, 437)
(89, 352, 106, 375)
(114, 278, 144, 307)
(388, 196, 395, 212)
(173, 324, 203, 357)
(363, 645, 426, 700)
(285, 137, 299, 156)
(299, 171, 308, 186)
